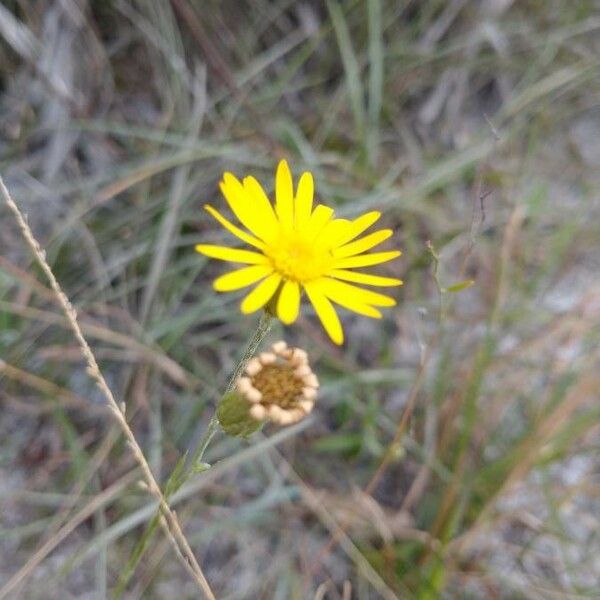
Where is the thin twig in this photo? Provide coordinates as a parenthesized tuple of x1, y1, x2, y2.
(0, 176, 216, 600)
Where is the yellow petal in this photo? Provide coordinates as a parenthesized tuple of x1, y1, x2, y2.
(329, 269, 403, 287)
(294, 171, 314, 227)
(305, 204, 334, 240)
(195, 244, 268, 264)
(320, 281, 383, 318)
(304, 280, 344, 345)
(277, 280, 301, 324)
(333, 229, 393, 258)
(334, 250, 401, 269)
(204, 204, 265, 250)
(220, 174, 270, 241)
(315, 218, 352, 248)
(213, 265, 273, 291)
(240, 273, 282, 314)
(319, 278, 396, 307)
(275, 159, 294, 228)
(335, 211, 381, 247)
(243, 176, 279, 240)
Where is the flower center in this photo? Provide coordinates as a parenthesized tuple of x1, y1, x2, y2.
(251, 364, 305, 409)
(266, 233, 332, 282)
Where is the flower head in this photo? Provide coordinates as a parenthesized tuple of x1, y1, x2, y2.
(196, 160, 402, 344)
(236, 341, 318, 426)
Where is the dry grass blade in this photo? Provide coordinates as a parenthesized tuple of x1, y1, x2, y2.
(0, 469, 139, 597)
(0, 360, 105, 414)
(0, 301, 191, 387)
(271, 444, 403, 600)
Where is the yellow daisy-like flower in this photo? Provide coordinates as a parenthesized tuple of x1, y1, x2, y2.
(196, 160, 403, 344)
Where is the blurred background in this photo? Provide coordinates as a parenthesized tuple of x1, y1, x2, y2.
(1, 1, 599, 598)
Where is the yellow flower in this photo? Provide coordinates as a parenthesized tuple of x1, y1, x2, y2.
(196, 160, 403, 344)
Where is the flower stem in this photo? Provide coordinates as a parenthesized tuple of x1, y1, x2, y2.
(113, 312, 273, 594)
(227, 311, 274, 393)
(190, 311, 273, 467)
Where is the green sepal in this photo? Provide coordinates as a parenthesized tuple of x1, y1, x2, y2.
(217, 391, 263, 438)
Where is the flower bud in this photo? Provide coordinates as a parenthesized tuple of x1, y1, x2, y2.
(231, 341, 319, 427)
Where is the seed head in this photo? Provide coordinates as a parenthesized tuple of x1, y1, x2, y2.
(236, 341, 319, 426)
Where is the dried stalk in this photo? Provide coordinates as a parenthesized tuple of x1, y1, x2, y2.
(0, 176, 215, 600)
